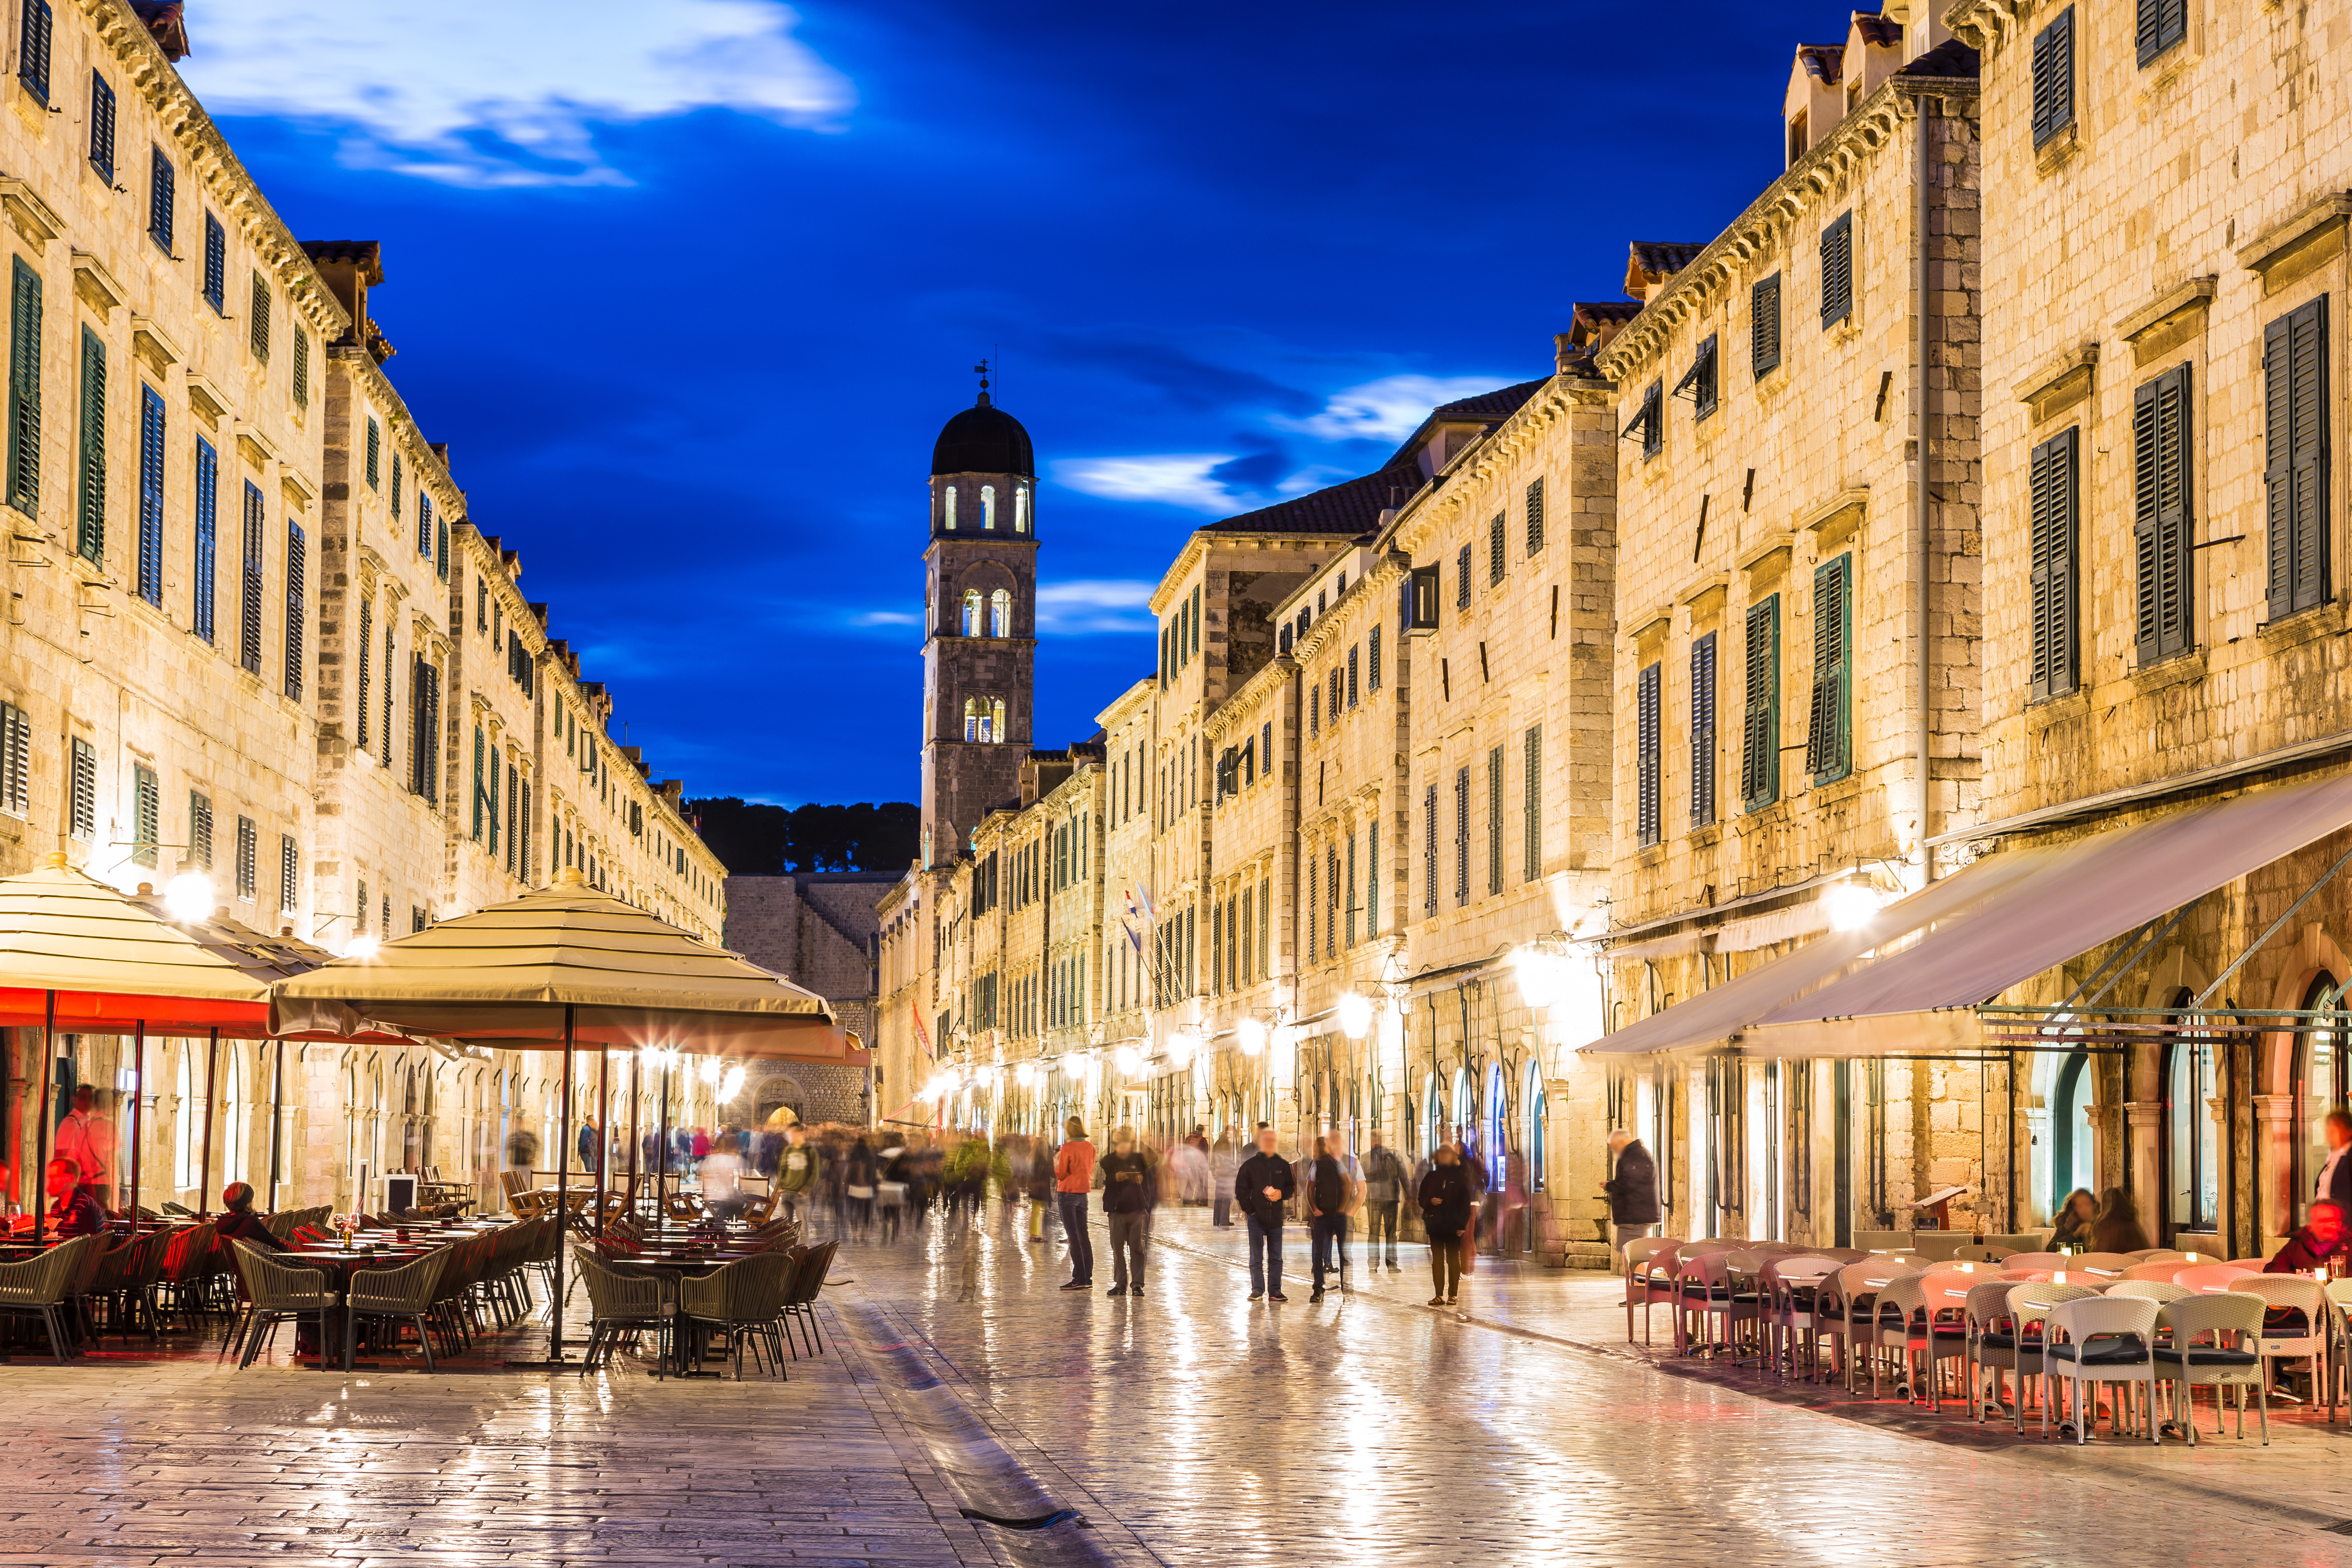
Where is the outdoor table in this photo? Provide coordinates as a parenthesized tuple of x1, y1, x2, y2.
(284, 1243, 435, 1371)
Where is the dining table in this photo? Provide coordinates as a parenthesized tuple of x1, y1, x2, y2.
(281, 1236, 445, 1371)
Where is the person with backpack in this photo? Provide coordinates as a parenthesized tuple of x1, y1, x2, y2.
(1418, 1143, 1475, 1307)
(1234, 1123, 1295, 1302)
(1306, 1132, 1362, 1301)
(1360, 1131, 1408, 1271)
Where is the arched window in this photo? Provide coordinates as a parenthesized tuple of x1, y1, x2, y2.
(2050, 1045, 2095, 1210)
(964, 699, 980, 742)
(2303, 975, 2345, 1224)
(981, 484, 997, 530)
(943, 485, 958, 530)
(2163, 990, 2218, 1235)
(222, 1050, 247, 1187)
(1015, 483, 1030, 534)
(990, 588, 1011, 638)
(174, 1048, 194, 1191)
(992, 698, 1006, 742)
(1486, 1062, 1508, 1189)
(1525, 1062, 1547, 1193)
(1450, 1067, 1470, 1150)
(962, 591, 982, 637)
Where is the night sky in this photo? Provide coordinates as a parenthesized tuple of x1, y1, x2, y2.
(189, 0, 1799, 803)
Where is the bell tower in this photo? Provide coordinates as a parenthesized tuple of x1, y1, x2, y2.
(919, 365, 1037, 868)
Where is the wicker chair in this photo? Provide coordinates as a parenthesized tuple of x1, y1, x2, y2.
(347, 1249, 450, 1371)
(230, 1241, 338, 1371)
(680, 1250, 796, 1380)
(0, 1234, 99, 1363)
(2156, 1290, 2268, 1444)
(573, 1246, 670, 1377)
(781, 1239, 838, 1358)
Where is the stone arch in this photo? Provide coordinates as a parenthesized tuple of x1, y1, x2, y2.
(754, 1074, 806, 1127)
(2259, 922, 2352, 1096)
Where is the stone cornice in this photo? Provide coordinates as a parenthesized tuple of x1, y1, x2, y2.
(328, 344, 464, 521)
(1595, 73, 1980, 384)
(1388, 377, 1580, 557)
(1291, 549, 1408, 665)
(1093, 676, 1155, 731)
(1203, 653, 1295, 740)
(76, 0, 350, 342)
(1943, 0, 2025, 59)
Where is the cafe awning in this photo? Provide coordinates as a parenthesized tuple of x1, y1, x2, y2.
(1590, 771, 2352, 1060)
(0, 855, 279, 1033)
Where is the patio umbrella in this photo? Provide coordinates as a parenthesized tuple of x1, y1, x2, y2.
(271, 866, 849, 1364)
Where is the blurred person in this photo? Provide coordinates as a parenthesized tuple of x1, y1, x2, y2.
(1055, 1117, 1097, 1291)
(877, 1145, 909, 1243)
(2048, 1187, 2096, 1251)
(1236, 1123, 1295, 1302)
(1307, 1132, 1362, 1301)
(2267, 1199, 2348, 1274)
(701, 1132, 746, 1222)
(2089, 1185, 2149, 1253)
(1027, 1132, 1056, 1243)
(691, 1126, 711, 1162)
(844, 1137, 879, 1241)
(1600, 1128, 1661, 1261)
(1419, 1143, 1474, 1306)
(44, 1157, 104, 1239)
(2315, 1109, 2352, 1211)
(1361, 1131, 1407, 1271)
(576, 1115, 602, 1176)
(1210, 1132, 1239, 1228)
(53, 1085, 116, 1209)
(214, 1181, 286, 1250)
(1101, 1127, 1153, 1296)
(777, 1124, 818, 1226)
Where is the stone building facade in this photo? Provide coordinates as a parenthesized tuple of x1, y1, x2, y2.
(0, 1, 730, 1223)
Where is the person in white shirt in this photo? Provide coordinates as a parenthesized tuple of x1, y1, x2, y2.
(54, 1086, 116, 1210)
(699, 1132, 747, 1221)
(2315, 1109, 2352, 1215)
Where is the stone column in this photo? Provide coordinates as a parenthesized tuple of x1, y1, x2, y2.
(2253, 1093, 2298, 1246)
(2122, 1099, 2162, 1219)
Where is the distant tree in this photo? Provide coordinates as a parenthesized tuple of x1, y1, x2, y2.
(685, 798, 919, 875)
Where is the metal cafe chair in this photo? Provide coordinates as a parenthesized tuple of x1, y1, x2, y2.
(2155, 1291, 2268, 1444)
(230, 1241, 338, 1371)
(345, 1249, 450, 1372)
(0, 1234, 98, 1364)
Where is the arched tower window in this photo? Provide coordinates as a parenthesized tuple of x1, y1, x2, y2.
(992, 698, 1006, 741)
(962, 590, 982, 637)
(943, 486, 958, 531)
(982, 485, 997, 530)
(990, 589, 1011, 638)
(1015, 483, 1030, 534)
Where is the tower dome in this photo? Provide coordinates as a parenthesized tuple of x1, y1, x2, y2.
(930, 391, 1035, 478)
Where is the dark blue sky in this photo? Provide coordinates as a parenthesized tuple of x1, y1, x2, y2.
(198, 1, 1799, 803)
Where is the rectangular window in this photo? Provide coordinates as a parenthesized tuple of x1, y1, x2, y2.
(1328, 666, 1340, 723)
(2264, 297, 2330, 621)
(1523, 725, 1542, 880)
(239, 481, 265, 675)
(2032, 7, 2076, 146)
(138, 384, 164, 605)
(1489, 512, 1506, 585)
(357, 598, 373, 750)
(1453, 766, 1470, 907)
(2135, 0, 2185, 65)
(87, 69, 114, 181)
(292, 328, 309, 410)
(1742, 595, 1782, 811)
(411, 656, 440, 802)
(1525, 477, 1545, 556)
(1366, 819, 1379, 936)
(391, 452, 404, 523)
(1820, 212, 1854, 328)
(1367, 624, 1382, 692)
(1261, 720, 1272, 781)
(1258, 878, 1270, 978)
(147, 147, 174, 253)
(1455, 543, 1472, 609)
(0, 701, 27, 814)
(1307, 848, 1318, 959)
(248, 272, 271, 362)
(133, 763, 157, 867)
(1347, 644, 1359, 708)
(283, 519, 306, 700)
(16, 0, 49, 104)
(1486, 745, 1504, 897)
(381, 623, 394, 767)
(192, 436, 216, 641)
(75, 327, 104, 565)
(365, 417, 381, 490)
(1806, 554, 1853, 786)
(189, 791, 212, 868)
(1636, 661, 1662, 848)
(201, 212, 225, 312)
(1623, 379, 1664, 459)
(1326, 843, 1340, 958)
(2132, 363, 2193, 661)
(280, 833, 298, 913)
(1752, 273, 1783, 378)
(1423, 782, 1438, 919)
(68, 736, 94, 839)
(1689, 633, 1718, 827)
(234, 814, 256, 899)
(1674, 334, 1719, 419)
(2029, 428, 2080, 698)
(8, 254, 42, 517)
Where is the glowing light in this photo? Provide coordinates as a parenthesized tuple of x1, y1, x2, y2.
(1824, 879, 1887, 932)
(1336, 992, 1373, 1041)
(718, 1065, 745, 1102)
(1238, 1017, 1266, 1057)
(163, 873, 214, 924)
(343, 934, 382, 960)
(1168, 1030, 1195, 1069)
(1114, 1043, 1141, 1075)
(698, 1057, 722, 1085)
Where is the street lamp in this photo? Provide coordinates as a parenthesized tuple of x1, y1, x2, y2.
(1336, 992, 1373, 1041)
(1238, 1017, 1266, 1056)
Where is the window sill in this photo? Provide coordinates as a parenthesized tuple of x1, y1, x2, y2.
(2034, 121, 2081, 178)
(2023, 683, 2090, 719)
(2255, 598, 2345, 654)
(2127, 645, 2206, 696)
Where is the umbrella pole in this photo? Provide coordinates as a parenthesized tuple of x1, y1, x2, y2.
(32, 990, 54, 1243)
(595, 1046, 609, 1238)
(128, 1023, 145, 1225)
(627, 1053, 641, 1224)
(552, 1003, 573, 1361)
(198, 1029, 218, 1218)
(267, 1040, 284, 1208)
(656, 1061, 669, 1220)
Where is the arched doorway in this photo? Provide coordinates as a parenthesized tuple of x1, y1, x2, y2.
(754, 1075, 806, 1128)
(1524, 1063, 1547, 1194)
(2300, 974, 2345, 1225)
(2160, 988, 2219, 1243)
(2049, 1046, 2095, 1213)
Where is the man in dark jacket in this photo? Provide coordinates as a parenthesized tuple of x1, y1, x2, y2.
(1307, 1134, 1361, 1301)
(1418, 1144, 1474, 1305)
(1234, 1123, 1295, 1302)
(1601, 1128, 1662, 1261)
(43, 1158, 105, 1239)
(1360, 1132, 1408, 1271)
(2267, 1200, 2348, 1275)
(215, 1182, 288, 1250)
(1099, 1128, 1153, 1296)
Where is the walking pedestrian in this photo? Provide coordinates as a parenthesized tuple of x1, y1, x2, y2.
(1210, 1132, 1239, 1227)
(877, 1144, 909, 1243)
(1027, 1133, 1055, 1244)
(1101, 1127, 1153, 1296)
(1054, 1117, 1097, 1291)
(1419, 1142, 1474, 1307)
(1600, 1128, 1661, 1261)
(1235, 1123, 1295, 1302)
(1361, 1130, 1407, 1271)
(777, 1124, 818, 1227)
(1307, 1133, 1362, 1300)
(844, 1136, 878, 1241)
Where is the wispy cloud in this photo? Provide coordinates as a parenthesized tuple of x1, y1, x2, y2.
(1052, 455, 1245, 515)
(848, 609, 922, 628)
(182, 1, 855, 187)
(1036, 579, 1156, 635)
(1275, 374, 1514, 442)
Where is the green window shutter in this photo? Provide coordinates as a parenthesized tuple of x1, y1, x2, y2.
(18, 0, 52, 104)
(8, 256, 42, 517)
(1636, 661, 1661, 847)
(2032, 8, 2076, 146)
(1525, 477, 1545, 554)
(138, 384, 164, 605)
(149, 149, 175, 254)
(240, 481, 266, 674)
(1453, 766, 1470, 905)
(133, 764, 157, 867)
(1819, 212, 1853, 328)
(203, 213, 225, 309)
(357, 598, 373, 750)
(2133, 364, 2193, 660)
(1806, 556, 1852, 785)
(75, 326, 104, 564)
(1523, 724, 1541, 881)
(1689, 632, 1717, 827)
(192, 436, 216, 642)
(1741, 595, 1781, 811)
(472, 726, 486, 840)
(2029, 427, 2080, 698)
(2264, 298, 2329, 620)
(1423, 782, 1438, 918)
(283, 519, 306, 701)
(1486, 744, 1504, 895)
(1751, 273, 1781, 378)
(1367, 819, 1380, 935)
(365, 417, 381, 488)
(292, 328, 309, 410)
(249, 272, 271, 362)
(2136, 0, 2185, 65)
(1488, 512, 1506, 585)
